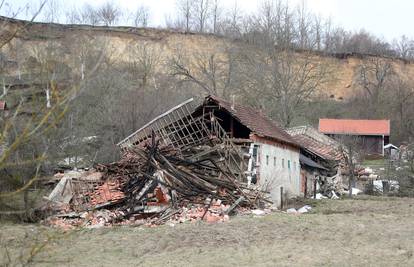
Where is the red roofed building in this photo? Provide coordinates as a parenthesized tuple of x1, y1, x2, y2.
(319, 119, 390, 155)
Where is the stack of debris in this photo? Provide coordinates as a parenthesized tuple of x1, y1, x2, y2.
(44, 134, 270, 228)
(43, 97, 280, 228)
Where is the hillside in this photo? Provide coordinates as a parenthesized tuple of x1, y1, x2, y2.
(2, 16, 414, 101)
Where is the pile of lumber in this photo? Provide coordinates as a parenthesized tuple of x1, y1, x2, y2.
(46, 134, 270, 227)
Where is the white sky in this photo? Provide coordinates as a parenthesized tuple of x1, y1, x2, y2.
(4, 0, 414, 41)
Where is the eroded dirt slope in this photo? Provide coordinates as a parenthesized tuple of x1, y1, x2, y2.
(2, 17, 414, 100)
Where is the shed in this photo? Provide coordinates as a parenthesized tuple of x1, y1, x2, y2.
(319, 119, 390, 155)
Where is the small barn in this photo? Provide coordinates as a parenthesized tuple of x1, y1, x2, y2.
(319, 119, 390, 155)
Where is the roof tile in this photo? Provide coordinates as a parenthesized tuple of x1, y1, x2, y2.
(319, 119, 390, 136)
(207, 95, 298, 147)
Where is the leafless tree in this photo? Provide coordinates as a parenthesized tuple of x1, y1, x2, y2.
(312, 15, 322, 51)
(65, 4, 101, 25)
(43, 0, 61, 23)
(193, 0, 210, 33)
(253, 0, 295, 49)
(170, 48, 234, 97)
(356, 57, 394, 116)
(389, 78, 414, 141)
(393, 35, 414, 60)
(97, 1, 121, 26)
(65, 6, 80, 24)
(0, 1, 109, 220)
(296, 0, 312, 50)
(338, 135, 362, 197)
(219, 0, 243, 39)
(81, 4, 101, 25)
(126, 42, 161, 88)
(210, 0, 222, 34)
(176, 0, 192, 32)
(238, 48, 332, 127)
(0, 0, 56, 218)
(133, 5, 150, 27)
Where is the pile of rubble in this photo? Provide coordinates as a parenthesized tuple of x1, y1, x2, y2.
(43, 137, 271, 228)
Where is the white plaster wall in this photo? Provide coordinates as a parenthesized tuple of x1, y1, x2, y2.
(256, 142, 300, 207)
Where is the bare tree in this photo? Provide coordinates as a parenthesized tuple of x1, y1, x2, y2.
(97, 1, 121, 26)
(238, 48, 331, 127)
(339, 135, 362, 197)
(126, 42, 160, 88)
(0, 0, 59, 218)
(65, 6, 80, 24)
(0, 1, 109, 220)
(253, 0, 295, 49)
(66, 4, 101, 25)
(176, 0, 192, 32)
(170, 46, 235, 97)
(43, 0, 61, 23)
(312, 14, 322, 51)
(393, 35, 414, 60)
(219, 0, 243, 39)
(296, 0, 312, 50)
(210, 0, 222, 34)
(193, 0, 210, 33)
(133, 5, 150, 27)
(81, 4, 101, 25)
(356, 57, 394, 116)
(389, 78, 414, 141)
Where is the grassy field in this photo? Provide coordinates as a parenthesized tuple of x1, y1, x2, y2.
(1, 196, 414, 267)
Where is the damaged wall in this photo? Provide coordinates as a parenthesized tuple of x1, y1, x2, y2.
(253, 136, 301, 207)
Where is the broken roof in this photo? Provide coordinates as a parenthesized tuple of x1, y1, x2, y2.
(291, 134, 342, 161)
(288, 126, 339, 147)
(204, 95, 298, 147)
(319, 119, 390, 136)
(287, 126, 342, 161)
(300, 154, 327, 170)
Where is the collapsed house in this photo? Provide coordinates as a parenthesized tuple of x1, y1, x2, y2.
(118, 95, 301, 207)
(45, 96, 302, 227)
(287, 126, 344, 197)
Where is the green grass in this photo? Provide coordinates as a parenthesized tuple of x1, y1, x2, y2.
(362, 159, 386, 166)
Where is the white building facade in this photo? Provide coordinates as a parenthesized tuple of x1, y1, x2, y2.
(251, 135, 301, 207)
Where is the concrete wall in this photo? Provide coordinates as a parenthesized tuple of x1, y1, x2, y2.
(253, 138, 301, 207)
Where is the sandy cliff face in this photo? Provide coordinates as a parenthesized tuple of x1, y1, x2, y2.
(2, 16, 414, 100)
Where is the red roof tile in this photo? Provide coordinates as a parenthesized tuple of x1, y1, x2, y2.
(0, 101, 6, 110)
(292, 134, 342, 161)
(319, 119, 390, 136)
(207, 95, 298, 147)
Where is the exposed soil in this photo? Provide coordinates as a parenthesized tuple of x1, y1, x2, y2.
(1, 196, 414, 266)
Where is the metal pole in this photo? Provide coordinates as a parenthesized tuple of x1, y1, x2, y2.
(280, 186, 284, 210)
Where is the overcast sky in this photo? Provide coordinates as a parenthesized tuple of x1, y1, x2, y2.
(5, 0, 414, 41)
